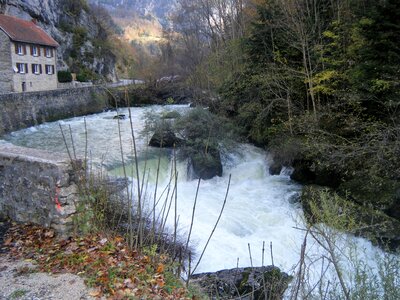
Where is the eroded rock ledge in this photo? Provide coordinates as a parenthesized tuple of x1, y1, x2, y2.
(191, 266, 292, 300)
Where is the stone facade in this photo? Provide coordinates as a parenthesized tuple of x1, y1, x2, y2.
(0, 30, 13, 92)
(0, 15, 58, 93)
(11, 41, 58, 92)
(0, 86, 109, 136)
(0, 143, 78, 237)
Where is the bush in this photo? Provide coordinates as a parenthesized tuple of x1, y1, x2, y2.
(57, 70, 73, 83)
(76, 68, 93, 82)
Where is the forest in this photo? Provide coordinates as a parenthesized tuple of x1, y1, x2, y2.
(155, 0, 400, 250)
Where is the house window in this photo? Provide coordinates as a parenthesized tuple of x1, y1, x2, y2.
(16, 63, 28, 74)
(45, 48, 53, 58)
(32, 64, 41, 74)
(16, 44, 25, 55)
(31, 45, 39, 56)
(45, 65, 54, 75)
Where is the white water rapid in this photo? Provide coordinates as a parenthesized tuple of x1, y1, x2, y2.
(2, 105, 393, 297)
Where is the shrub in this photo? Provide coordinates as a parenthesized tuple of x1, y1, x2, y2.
(57, 70, 73, 83)
(76, 68, 93, 82)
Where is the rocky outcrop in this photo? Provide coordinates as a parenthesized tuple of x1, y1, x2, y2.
(89, 0, 177, 28)
(191, 266, 292, 300)
(290, 159, 342, 188)
(189, 148, 223, 180)
(0, 0, 117, 81)
(149, 129, 182, 148)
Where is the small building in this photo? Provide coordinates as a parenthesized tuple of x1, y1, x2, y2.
(0, 14, 59, 93)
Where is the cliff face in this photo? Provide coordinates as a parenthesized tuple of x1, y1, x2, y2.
(90, 0, 177, 27)
(0, 0, 117, 81)
(89, 0, 177, 59)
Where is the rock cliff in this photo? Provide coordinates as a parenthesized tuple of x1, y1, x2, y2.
(90, 0, 177, 27)
(0, 0, 117, 81)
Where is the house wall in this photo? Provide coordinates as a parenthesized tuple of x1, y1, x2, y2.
(0, 30, 13, 92)
(11, 42, 57, 92)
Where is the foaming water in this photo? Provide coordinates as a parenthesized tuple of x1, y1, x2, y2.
(2, 105, 392, 291)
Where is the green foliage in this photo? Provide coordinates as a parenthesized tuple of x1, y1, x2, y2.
(57, 70, 73, 83)
(64, 0, 89, 16)
(76, 68, 94, 82)
(10, 290, 28, 299)
(174, 108, 239, 158)
(72, 26, 88, 49)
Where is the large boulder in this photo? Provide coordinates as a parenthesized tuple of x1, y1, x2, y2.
(301, 185, 400, 251)
(290, 160, 342, 188)
(190, 148, 222, 180)
(191, 266, 292, 300)
(148, 129, 182, 148)
(269, 161, 282, 176)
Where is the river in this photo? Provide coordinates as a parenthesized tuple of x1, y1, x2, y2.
(2, 105, 390, 296)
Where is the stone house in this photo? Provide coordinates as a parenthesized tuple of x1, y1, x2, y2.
(0, 14, 59, 93)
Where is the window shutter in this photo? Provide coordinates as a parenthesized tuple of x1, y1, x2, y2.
(39, 64, 42, 74)
(32, 64, 34, 73)
(51, 49, 54, 57)
(38, 47, 41, 56)
(23, 45, 27, 55)
(25, 63, 28, 73)
(15, 44, 18, 54)
(30, 45, 33, 55)
(52, 65, 55, 74)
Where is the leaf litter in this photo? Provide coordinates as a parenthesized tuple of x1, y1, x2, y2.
(3, 223, 195, 299)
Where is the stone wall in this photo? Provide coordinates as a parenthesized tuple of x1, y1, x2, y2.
(0, 86, 109, 136)
(0, 30, 13, 92)
(0, 143, 79, 237)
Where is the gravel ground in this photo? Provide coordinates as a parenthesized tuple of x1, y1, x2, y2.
(0, 220, 96, 300)
(0, 256, 96, 300)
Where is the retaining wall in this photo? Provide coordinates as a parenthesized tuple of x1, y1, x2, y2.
(0, 143, 79, 237)
(0, 86, 109, 136)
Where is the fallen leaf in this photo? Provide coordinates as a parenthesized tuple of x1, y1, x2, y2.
(156, 263, 164, 274)
(44, 230, 55, 238)
(4, 237, 12, 246)
(89, 289, 102, 297)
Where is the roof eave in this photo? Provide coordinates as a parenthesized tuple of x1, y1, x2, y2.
(0, 25, 59, 48)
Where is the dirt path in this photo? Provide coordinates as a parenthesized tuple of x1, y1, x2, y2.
(0, 220, 96, 300)
(0, 255, 96, 300)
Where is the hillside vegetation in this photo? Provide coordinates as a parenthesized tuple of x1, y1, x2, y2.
(158, 0, 400, 249)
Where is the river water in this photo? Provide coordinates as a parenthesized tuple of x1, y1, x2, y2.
(2, 105, 389, 294)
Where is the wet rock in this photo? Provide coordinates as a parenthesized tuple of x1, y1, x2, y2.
(149, 129, 182, 148)
(269, 161, 282, 176)
(290, 160, 342, 188)
(190, 148, 222, 180)
(113, 114, 126, 120)
(191, 266, 292, 300)
(290, 160, 315, 184)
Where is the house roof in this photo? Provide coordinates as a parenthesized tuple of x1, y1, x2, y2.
(0, 14, 59, 47)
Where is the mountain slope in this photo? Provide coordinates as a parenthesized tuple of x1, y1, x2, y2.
(89, 0, 177, 58)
